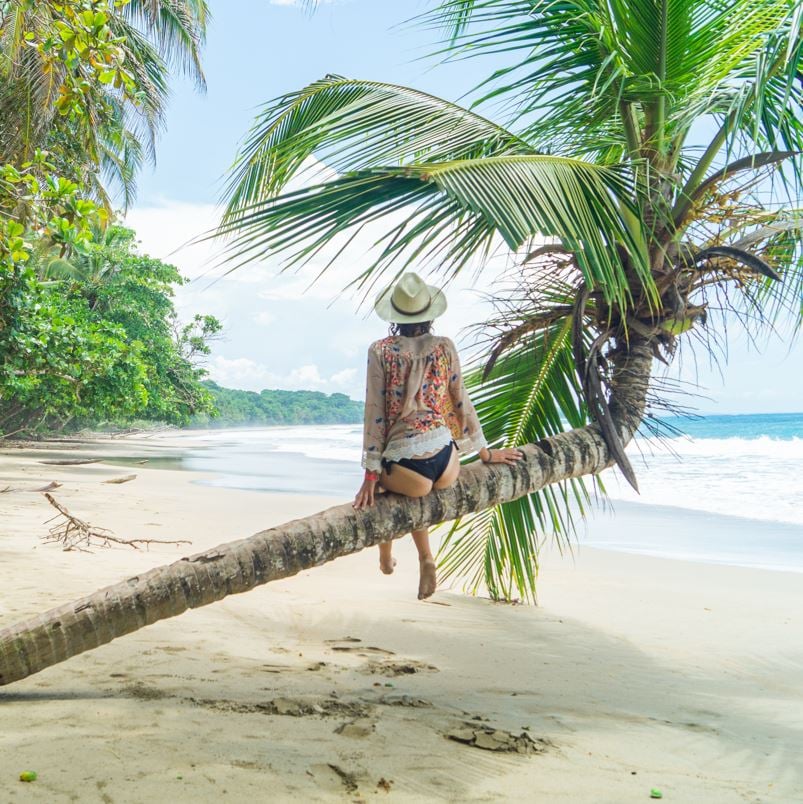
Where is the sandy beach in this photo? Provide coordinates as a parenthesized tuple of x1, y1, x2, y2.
(1, 434, 801, 803)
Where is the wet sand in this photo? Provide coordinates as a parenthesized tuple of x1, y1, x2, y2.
(1, 434, 801, 802)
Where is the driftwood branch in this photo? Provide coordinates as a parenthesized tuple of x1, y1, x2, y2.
(103, 474, 137, 485)
(42, 493, 191, 553)
(39, 458, 101, 466)
(1, 481, 63, 494)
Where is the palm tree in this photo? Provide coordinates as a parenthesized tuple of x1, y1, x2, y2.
(0, 0, 209, 207)
(1, 0, 801, 685)
(215, 0, 802, 599)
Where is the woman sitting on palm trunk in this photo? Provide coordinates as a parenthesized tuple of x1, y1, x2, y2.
(352, 272, 522, 599)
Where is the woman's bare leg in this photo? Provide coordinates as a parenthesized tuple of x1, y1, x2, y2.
(433, 445, 460, 490)
(411, 450, 460, 598)
(377, 454, 461, 599)
(412, 527, 437, 599)
(377, 464, 434, 594)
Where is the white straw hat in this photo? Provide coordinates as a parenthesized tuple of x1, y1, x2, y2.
(373, 272, 447, 324)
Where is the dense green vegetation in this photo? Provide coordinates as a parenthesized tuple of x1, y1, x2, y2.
(1, 223, 220, 435)
(0, 1, 214, 438)
(192, 383, 363, 428)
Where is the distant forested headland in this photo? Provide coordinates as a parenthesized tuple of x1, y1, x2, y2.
(191, 383, 363, 428)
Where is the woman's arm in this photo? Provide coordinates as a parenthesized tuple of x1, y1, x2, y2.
(447, 339, 523, 466)
(355, 342, 386, 509)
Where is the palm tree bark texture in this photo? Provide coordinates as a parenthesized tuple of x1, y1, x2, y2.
(0, 338, 652, 686)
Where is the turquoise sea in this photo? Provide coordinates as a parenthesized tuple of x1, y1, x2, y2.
(133, 412, 803, 573)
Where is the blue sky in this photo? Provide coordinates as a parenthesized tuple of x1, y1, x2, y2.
(126, 0, 802, 414)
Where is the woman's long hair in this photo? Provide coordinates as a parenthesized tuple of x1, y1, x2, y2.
(390, 321, 433, 337)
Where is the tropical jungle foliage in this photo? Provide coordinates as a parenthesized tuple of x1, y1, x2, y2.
(216, 0, 803, 601)
(0, 1, 214, 437)
(1, 224, 220, 435)
(192, 383, 363, 428)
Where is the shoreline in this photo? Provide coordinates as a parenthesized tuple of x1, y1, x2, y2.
(1, 435, 802, 801)
(13, 426, 801, 575)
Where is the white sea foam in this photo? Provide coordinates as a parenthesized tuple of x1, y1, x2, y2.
(268, 426, 803, 528)
(602, 435, 803, 526)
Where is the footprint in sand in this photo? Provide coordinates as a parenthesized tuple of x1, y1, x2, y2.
(361, 660, 438, 677)
(446, 724, 551, 755)
(330, 645, 395, 656)
(334, 718, 376, 738)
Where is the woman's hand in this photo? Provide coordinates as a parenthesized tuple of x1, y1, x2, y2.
(479, 447, 524, 466)
(353, 478, 378, 509)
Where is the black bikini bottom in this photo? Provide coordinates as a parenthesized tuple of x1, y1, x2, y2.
(382, 441, 455, 483)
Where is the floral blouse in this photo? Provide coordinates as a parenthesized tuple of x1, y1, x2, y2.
(361, 334, 488, 473)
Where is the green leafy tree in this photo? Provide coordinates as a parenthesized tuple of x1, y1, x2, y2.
(74, 226, 221, 425)
(0, 227, 220, 436)
(0, 153, 142, 435)
(192, 384, 363, 428)
(214, 0, 803, 600)
(0, 0, 209, 207)
(0, 2, 214, 436)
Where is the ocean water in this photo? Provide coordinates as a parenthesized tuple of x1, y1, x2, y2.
(605, 414, 803, 527)
(154, 413, 803, 572)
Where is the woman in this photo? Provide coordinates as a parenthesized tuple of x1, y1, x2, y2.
(353, 272, 523, 600)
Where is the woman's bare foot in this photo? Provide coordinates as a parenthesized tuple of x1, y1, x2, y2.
(418, 558, 437, 600)
(378, 542, 395, 575)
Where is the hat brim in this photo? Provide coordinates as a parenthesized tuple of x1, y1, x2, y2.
(373, 284, 448, 324)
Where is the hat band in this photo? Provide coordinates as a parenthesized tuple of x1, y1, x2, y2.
(390, 296, 431, 317)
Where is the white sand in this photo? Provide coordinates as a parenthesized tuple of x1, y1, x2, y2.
(1, 435, 801, 802)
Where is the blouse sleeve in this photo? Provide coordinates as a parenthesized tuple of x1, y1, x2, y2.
(446, 339, 488, 454)
(361, 342, 387, 472)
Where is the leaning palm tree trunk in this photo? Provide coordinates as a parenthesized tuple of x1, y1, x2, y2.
(0, 340, 651, 686)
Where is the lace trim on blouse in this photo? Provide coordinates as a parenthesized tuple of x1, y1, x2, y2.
(380, 426, 453, 465)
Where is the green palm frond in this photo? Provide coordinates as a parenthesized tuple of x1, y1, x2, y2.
(122, 0, 209, 89)
(438, 300, 594, 602)
(98, 123, 145, 212)
(218, 154, 650, 306)
(107, 14, 173, 156)
(428, 2, 802, 171)
(223, 75, 537, 219)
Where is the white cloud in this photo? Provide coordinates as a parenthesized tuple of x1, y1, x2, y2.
(330, 367, 358, 389)
(286, 364, 327, 388)
(207, 357, 272, 388)
(125, 199, 220, 281)
(253, 311, 275, 326)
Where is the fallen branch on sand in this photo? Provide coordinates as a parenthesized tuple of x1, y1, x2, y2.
(39, 458, 101, 466)
(30, 481, 62, 493)
(1, 481, 63, 493)
(42, 493, 191, 553)
(103, 474, 137, 485)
